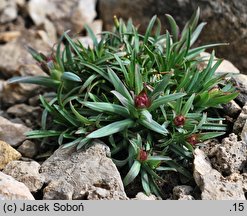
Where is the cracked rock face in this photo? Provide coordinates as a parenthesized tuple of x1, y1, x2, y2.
(40, 142, 128, 200)
(193, 148, 246, 200)
(0, 172, 35, 200)
(0, 116, 31, 147)
(3, 161, 44, 193)
(209, 134, 247, 175)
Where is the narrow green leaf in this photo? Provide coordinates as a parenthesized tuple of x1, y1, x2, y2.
(76, 137, 91, 150)
(148, 156, 172, 161)
(149, 93, 186, 111)
(107, 67, 132, 101)
(62, 137, 83, 149)
(181, 93, 195, 116)
(141, 170, 151, 196)
(123, 160, 141, 186)
(82, 102, 130, 118)
(87, 119, 134, 138)
(144, 15, 157, 44)
(165, 14, 179, 42)
(69, 101, 92, 124)
(190, 22, 207, 46)
(139, 118, 168, 135)
(150, 75, 171, 98)
(61, 72, 81, 82)
(199, 132, 225, 141)
(8, 76, 60, 88)
(84, 24, 98, 46)
(26, 130, 61, 138)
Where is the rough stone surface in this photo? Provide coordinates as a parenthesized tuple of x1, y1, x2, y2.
(209, 134, 247, 175)
(0, 140, 21, 170)
(0, 31, 21, 42)
(0, 172, 35, 200)
(99, 0, 247, 74)
(3, 161, 44, 192)
(193, 148, 246, 200)
(222, 100, 241, 118)
(173, 185, 194, 200)
(3, 161, 44, 193)
(233, 104, 247, 135)
(17, 140, 39, 158)
(0, 0, 17, 24)
(1, 82, 39, 107)
(0, 30, 50, 78)
(241, 121, 247, 144)
(40, 142, 128, 200)
(7, 104, 42, 128)
(132, 192, 157, 200)
(28, 0, 97, 35)
(0, 116, 31, 147)
(43, 180, 74, 200)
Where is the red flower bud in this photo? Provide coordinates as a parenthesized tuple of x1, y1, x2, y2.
(138, 149, 148, 162)
(173, 115, 186, 127)
(134, 90, 151, 109)
(187, 134, 199, 145)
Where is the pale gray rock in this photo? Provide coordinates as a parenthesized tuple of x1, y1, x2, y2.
(99, 0, 247, 74)
(132, 192, 157, 200)
(28, 0, 97, 34)
(17, 140, 39, 158)
(3, 161, 44, 193)
(222, 100, 241, 118)
(233, 104, 247, 135)
(0, 30, 50, 78)
(40, 142, 127, 200)
(43, 180, 74, 200)
(0, 172, 35, 200)
(241, 121, 247, 144)
(0, 0, 17, 24)
(0, 116, 31, 147)
(173, 185, 194, 200)
(193, 148, 246, 200)
(7, 104, 41, 118)
(209, 134, 247, 175)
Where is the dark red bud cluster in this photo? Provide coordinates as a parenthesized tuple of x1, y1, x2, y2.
(173, 115, 186, 127)
(138, 149, 148, 162)
(187, 134, 199, 145)
(134, 90, 151, 109)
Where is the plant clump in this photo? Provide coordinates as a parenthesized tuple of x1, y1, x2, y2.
(9, 8, 238, 198)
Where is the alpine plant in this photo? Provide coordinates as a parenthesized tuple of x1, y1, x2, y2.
(9, 8, 238, 198)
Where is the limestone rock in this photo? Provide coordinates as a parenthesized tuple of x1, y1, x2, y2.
(0, 140, 21, 170)
(40, 142, 127, 200)
(193, 148, 245, 200)
(0, 0, 17, 24)
(209, 134, 247, 175)
(7, 104, 42, 127)
(0, 116, 31, 147)
(132, 192, 157, 200)
(43, 180, 74, 200)
(3, 161, 44, 193)
(222, 100, 241, 118)
(1, 81, 39, 107)
(0, 30, 50, 78)
(17, 140, 39, 158)
(241, 121, 247, 144)
(99, 0, 247, 74)
(173, 185, 194, 200)
(28, 0, 97, 35)
(233, 104, 247, 134)
(0, 172, 35, 200)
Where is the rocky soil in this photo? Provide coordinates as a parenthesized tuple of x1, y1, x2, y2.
(0, 0, 247, 200)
